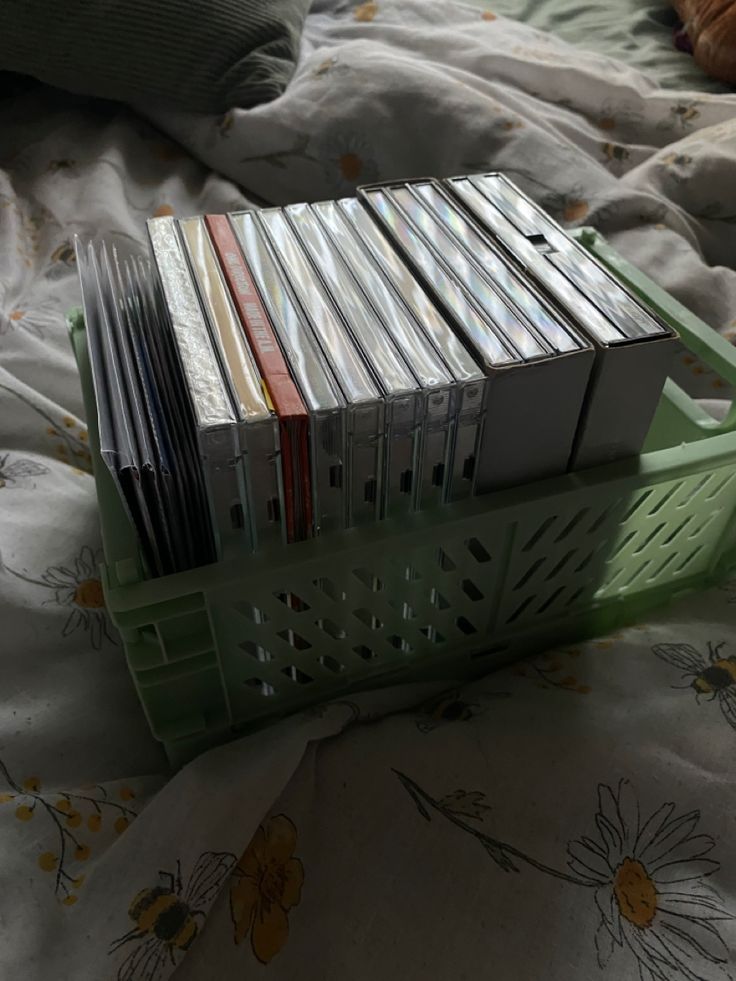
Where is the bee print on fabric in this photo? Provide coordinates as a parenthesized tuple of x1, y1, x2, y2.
(0, 452, 49, 489)
(415, 690, 485, 733)
(601, 142, 630, 170)
(50, 241, 75, 265)
(658, 101, 701, 132)
(46, 159, 77, 174)
(47, 240, 77, 280)
(653, 641, 736, 730)
(659, 151, 694, 186)
(109, 852, 237, 981)
(415, 688, 510, 733)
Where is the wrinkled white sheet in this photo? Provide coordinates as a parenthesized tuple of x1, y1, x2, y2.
(1, 2, 735, 979)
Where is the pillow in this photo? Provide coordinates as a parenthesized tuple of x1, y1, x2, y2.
(672, 0, 736, 85)
(0, 0, 311, 113)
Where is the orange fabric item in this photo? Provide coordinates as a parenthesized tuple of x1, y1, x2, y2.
(673, 0, 736, 84)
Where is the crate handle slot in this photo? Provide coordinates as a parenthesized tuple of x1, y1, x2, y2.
(578, 229, 736, 436)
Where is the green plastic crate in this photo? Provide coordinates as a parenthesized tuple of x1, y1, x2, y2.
(69, 229, 736, 765)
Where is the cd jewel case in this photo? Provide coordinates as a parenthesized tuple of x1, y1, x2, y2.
(75, 173, 677, 577)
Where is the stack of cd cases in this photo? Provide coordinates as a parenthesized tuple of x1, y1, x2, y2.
(76, 173, 678, 577)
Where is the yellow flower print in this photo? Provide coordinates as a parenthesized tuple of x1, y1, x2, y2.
(216, 110, 235, 138)
(3, 195, 56, 268)
(321, 134, 379, 193)
(562, 199, 589, 224)
(48, 418, 92, 469)
(354, 1, 378, 22)
(569, 782, 730, 978)
(312, 54, 351, 82)
(495, 177, 589, 228)
(0, 758, 139, 905)
(314, 55, 338, 77)
(43, 548, 109, 643)
(0, 301, 61, 339)
(5, 544, 116, 650)
(339, 152, 362, 182)
(0, 382, 92, 472)
(515, 647, 592, 693)
(153, 203, 175, 218)
(397, 773, 733, 980)
(481, 10, 497, 20)
(38, 851, 58, 872)
(230, 814, 304, 964)
(595, 99, 644, 136)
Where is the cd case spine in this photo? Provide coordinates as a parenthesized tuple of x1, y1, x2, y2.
(228, 210, 349, 537)
(147, 216, 248, 559)
(205, 213, 313, 543)
(358, 181, 594, 492)
(444, 174, 678, 469)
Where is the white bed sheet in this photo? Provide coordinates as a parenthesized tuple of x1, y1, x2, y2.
(1, 2, 736, 979)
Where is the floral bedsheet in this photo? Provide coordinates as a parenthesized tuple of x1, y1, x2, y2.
(1, 2, 736, 979)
